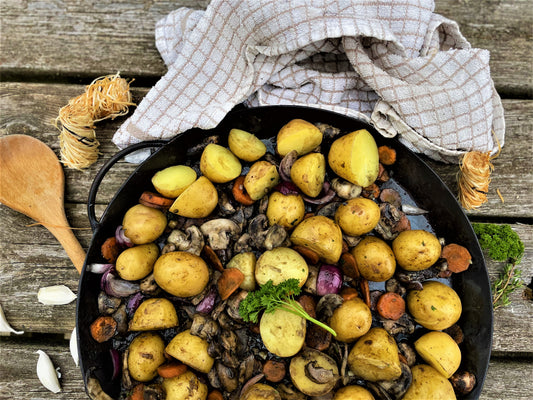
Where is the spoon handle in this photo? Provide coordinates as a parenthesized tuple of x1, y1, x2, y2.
(47, 226, 86, 274)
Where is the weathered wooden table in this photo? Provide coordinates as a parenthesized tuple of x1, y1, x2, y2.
(1, 1, 531, 399)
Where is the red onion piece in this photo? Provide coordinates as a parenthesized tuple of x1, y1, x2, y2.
(109, 348, 121, 381)
(275, 181, 300, 195)
(196, 286, 218, 314)
(126, 292, 144, 317)
(115, 225, 133, 248)
(240, 373, 265, 398)
(102, 271, 140, 298)
(316, 264, 343, 296)
(87, 263, 114, 274)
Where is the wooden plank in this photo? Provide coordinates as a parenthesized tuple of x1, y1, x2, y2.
(1, 82, 532, 217)
(0, 0, 531, 95)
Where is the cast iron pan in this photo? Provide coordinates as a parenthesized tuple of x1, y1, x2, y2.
(76, 105, 492, 399)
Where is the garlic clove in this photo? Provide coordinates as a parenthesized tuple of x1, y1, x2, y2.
(36, 350, 61, 393)
(37, 285, 77, 305)
(0, 303, 24, 335)
(70, 327, 79, 366)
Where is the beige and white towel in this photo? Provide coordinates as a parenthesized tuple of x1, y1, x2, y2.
(113, 0, 505, 163)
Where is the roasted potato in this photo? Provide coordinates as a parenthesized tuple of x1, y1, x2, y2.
(127, 332, 166, 382)
(334, 386, 375, 400)
(165, 329, 214, 373)
(351, 236, 396, 282)
(226, 252, 257, 291)
(392, 229, 442, 271)
(129, 298, 179, 331)
(277, 119, 323, 157)
(407, 280, 462, 330)
(290, 152, 326, 197)
(255, 247, 309, 287)
(162, 370, 208, 400)
(402, 364, 456, 400)
(153, 251, 210, 297)
(334, 197, 380, 236)
(200, 143, 242, 183)
(115, 243, 159, 281)
(244, 161, 280, 200)
(266, 192, 305, 229)
(228, 128, 267, 162)
(329, 298, 372, 343)
(348, 327, 402, 382)
(122, 204, 167, 245)
(151, 165, 197, 198)
(169, 176, 218, 218)
(415, 331, 461, 378)
(328, 129, 379, 187)
(241, 383, 281, 400)
(290, 348, 339, 396)
(290, 216, 343, 264)
(260, 307, 306, 357)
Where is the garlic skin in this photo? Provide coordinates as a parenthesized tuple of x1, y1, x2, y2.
(70, 327, 79, 366)
(0, 303, 24, 335)
(36, 350, 61, 393)
(37, 285, 77, 305)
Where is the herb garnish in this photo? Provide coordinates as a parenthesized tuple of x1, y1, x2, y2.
(238, 279, 337, 336)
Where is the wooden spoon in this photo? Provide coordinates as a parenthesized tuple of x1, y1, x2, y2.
(0, 135, 85, 273)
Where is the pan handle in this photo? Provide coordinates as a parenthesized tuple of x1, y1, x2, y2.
(87, 140, 167, 230)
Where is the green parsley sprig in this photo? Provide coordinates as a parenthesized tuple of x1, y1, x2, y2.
(238, 279, 337, 337)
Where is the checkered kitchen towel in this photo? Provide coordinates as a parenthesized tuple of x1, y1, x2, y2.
(113, 0, 505, 163)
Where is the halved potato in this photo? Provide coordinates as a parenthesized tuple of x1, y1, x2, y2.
(414, 331, 461, 378)
(129, 298, 179, 331)
(169, 176, 218, 218)
(163, 370, 208, 400)
(151, 165, 197, 198)
(255, 247, 308, 287)
(277, 119, 323, 157)
(228, 128, 267, 162)
(165, 329, 214, 373)
(290, 216, 343, 264)
(260, 307, 306, 357)
(290, 153, 326, 197)
(402, 364, 456, 400)
(128, 332, 166, 382)
(244, 161, 280, 200)
(290, 348, 339, 396)
(227, 252, 257, 291)
(200, 143, 242, 183)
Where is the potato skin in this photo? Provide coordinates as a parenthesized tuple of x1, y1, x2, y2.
(407, 281, 462, 330)
(329, 298, 372, 343)
(415, 331, 461, 378)
(127, 332, 166, 382)
(153, 251, 210, 297)
(115, 243, 159, 281)
(334, 386, 375, 400)
(241, 383, 281, 400)
(151, 165, 197, 198)
(266, 192, 305, 229)
(162, 370, 208, 400)
(276, 119, 323, 157)
(255, 247, 308, 287)
(228, 128, 267, 162)
(169, 176, 218, 218)
(290, 216, 343, 264)
(200, 143, 242, 183)
(392, 230, 442, 271)
(129, 298, 179, 331)
(260, 307, 306, 357)
(290, 348, 339, 396)
(122, 204, 167, 245)
(402, 364, 456, 400)
(290, 153, 326, 197)
(244, 161, 280, 201)
(351, 236, 396, 282)
(165, 329, 214, 373)
(334, 198, 380, 236)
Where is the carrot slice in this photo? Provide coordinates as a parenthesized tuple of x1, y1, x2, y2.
(138, 191, 174, 209)
(263, 360, 286, 382)
(292, 245, 320, 265)
(378, 145, 397, 165)
(441, 243, 472, 273)
(101, 236, 120, 263)
(217, 268, 245, 300)
(360, 278, 371, 308)
(376, 292, 406, 320)
(338, 252, 360, 280)
(129, 384, 144, 400)
(90, 316, 117, 343)
(361, 183, 380, 200)
(297, 294, 316, 318)
(157, 362, 188, 379)
(232, 176, 255, 206)
(201, 244, 224, 272)
(340, 287, 359, 301)
(207, 390, 224, 400)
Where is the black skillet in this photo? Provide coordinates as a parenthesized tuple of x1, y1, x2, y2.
(76, 105, 492, 399)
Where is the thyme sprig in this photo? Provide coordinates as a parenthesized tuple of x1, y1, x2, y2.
(491, 262, 523, 310)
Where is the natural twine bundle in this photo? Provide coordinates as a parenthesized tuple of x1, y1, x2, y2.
(55, 73, 135, 169)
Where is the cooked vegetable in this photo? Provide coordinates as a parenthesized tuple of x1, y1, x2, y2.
(151, 165, 197, 198)
(162, 370, 208, 400)
(290, 152, 326, 197)
(329, 298, 372, 343)
(239, 279, 337, 337)
(276, 119, 323, 157)
(328, 129, 379, 187)
(290, 215, 343, 264)
(127, 332, 166, 382)
(115, 243, 159, 281)
(226, 252, 257, 291)
(200, 143, 242, 183)
(260, 306, 306, 357)
(101, 237, 120, 263)
(255, 247, 309, 287)
(129, 298, 179, 331)
(289, 348, 339, 396)
(232, 175, 255, 205)
(351, 236, 396, 282)
(266, 191, 305, 229)
(378, 145, 397, 165)
(392, 229, 442, 271)
(414, 331, 461, 378)
(169, 176, 218, 218)
(165, 329, 214, 373)
(402, 364, 456, 400)
(441, 243, 472, 273)
(122, 204, 167, 245)
(334, 197, 380, 236)
(263, 360, 286, 383)
(334, 385, 375, 400)
(157, 362, 188, 379)
(244, 160, 280, 200)
(228, 128, 267, 162)
(90, 316, 117, 343)
(139, 190, 175, 210)
(376, 292, 405, 321)
(217, 267, 245, 300)
(316, 264, 343, 296)
(241, 383, 281, 400)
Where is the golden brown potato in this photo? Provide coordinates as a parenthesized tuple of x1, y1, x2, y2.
(260, 307, 306, 357)
(228, 128, 267, 162)
(392, 229, 442, 271)
(200, 143, 242, 183)
(241, 383, 281, 400)
(277, 119, 323, 157)
(402, 364, 456, 400)
(226, 252, 257, 291)
(129, 298, 179, 331)
(290, 348, 339, 396)
(415, 331, 461, 378)
(162, 370, 208, 400)
(328, 129, 379, 187)
(351, 236, 396, 282)
(290, 216, 343, 264)
(115, 243, 159, 281)
(290, 153, 326, 197)
(244, 161, 280, 201)
(151, 165, 197, 198)
(334, 386, 375, 400)
(329, 298, 372, 343)
(255, 247, 309, 287)
(122, 204, 167, 245)
(169, 176, 218, 218)
(334, 197, 380, 236)
(407, 281, 462, 330)
(127, 332, 166, 382)
(153, 251, 210, 297)
(165, 329, 214, 373)
(348, 327, 402, 382)
(266, 192, 305, 229)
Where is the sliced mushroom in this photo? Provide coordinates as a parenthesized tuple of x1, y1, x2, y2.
(450, 371, 476, 395)
(218, 191, 237, 215)
(305, 360, 337, 385)
(140, 273, 161, 295)
(375, 203, 410, 240)
(201, 219, 241, 250)
(381, 313, 415, 336)
(226, 290, 248, 321)
(190, 313, 220, 341)
(248, 214, 269, 248)
(167, 226, 205, 255)
(316, 294, 343, 321)
(234, 233, 253, 253)
(216, 362, 239, 393)
(316, 201, 342, 218)
(385, 278, 407, 297)
(279, 150, 299, 181)
(380, 188, 402, 209)
(331, 178, 362, 200)
(263, 224, 288, 250)
(314, 122, 341, 140)
(208, 366, 222, 389)
(186, 135, 219, 157)
(98, 292, 122, 315)
(370, 362, 412, 400)
(112, 304, 128, 335)
(398, 342, 417, 367)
